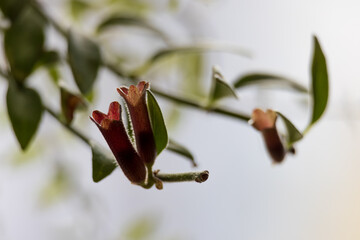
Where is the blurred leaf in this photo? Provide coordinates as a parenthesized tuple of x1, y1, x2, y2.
(7, 82, 43, 150)
(91, 145, 117, 182)
(179, 54, 205, 97)
(124, 216, 157, 240)
(68, 0, 91, 20)
(233, 73, 308, 93)
(106, 0, 149, 15)
(4, 7, 45, 81)
(0, 0, 29, 21)
(146, 90, 168, 155)
(68, 30, 101, 95)
(97, 15, 168, 42)
(309, 36, 328, 126)
(167, 139, 196, 167)
(168, 0, 179, 11)
(8, 143, 44, 166)
(60, 87, 86, 124)
(150, 43, 250, 63)
(133, 43, 250, 75)
(40, 164, 69, 206)
(46, 65, 61, 84)
(276, 111, 303, 147)
(165, 104, 182, 130)
(209, 66, 237, 103)
(37, 50, 60, 67)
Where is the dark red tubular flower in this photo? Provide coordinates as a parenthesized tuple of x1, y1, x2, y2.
(91, 102, 146, 184)
(117, 81, 156, 165)
(250, 108, 286, 163)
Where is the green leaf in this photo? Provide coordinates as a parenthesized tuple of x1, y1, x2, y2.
(68, 0, 91, 20)
(97, 15, 167, 41)
(132, 43, 250, 76)
(39, 164, 70, 206)
(146, 90, 168, 155)
(124, 216, 157, 240)
(68, 30, 101, 95)
(37, 50, 60, 67)
(0, 0, 29, 21)
(210, 66, 237, 103)
(167, 139, 197, 167)
(179, 54, 205, 97)
(233, 73, 308, 93)
(124, 103, 135, 145)
(7, 82, 43, 150)
(310, 36, 329, 126)
(276, 111, 303, 146)
(150, 43, 250, 63)
(4, 7, 45, 81)
(91, 145, 117, 182)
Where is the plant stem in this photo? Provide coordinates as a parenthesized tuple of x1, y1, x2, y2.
(31, 1, 251, 123)
(152, 89, 251, 122)
(43, 106, 92, 146)
(155, 170, 209, 183)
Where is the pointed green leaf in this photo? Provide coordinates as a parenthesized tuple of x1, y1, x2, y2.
(210, 66, 237, 103)
(276, 112, 303, 146)
(310, 36, 329, 126)
(233, 73, 308, 93)
(146, 90, 168, 155)
(167, 139, 197, 167)
(91, 145, 117, 182)
(7, 82, 43, 150)
(68, 30, 101, 95)
(4, 7, 45, 81)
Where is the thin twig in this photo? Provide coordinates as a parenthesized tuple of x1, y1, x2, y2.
(43, 106, 92, 146)
(30, 1, 251, 123)
(152, 88, 251, 122)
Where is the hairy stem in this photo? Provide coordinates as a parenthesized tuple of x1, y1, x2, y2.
(155, 170, 209, 183)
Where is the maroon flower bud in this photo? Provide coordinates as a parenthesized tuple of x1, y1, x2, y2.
(91, 102, 146, 184)
(250, 108, 286, 163)
(117, 81, 156, 165)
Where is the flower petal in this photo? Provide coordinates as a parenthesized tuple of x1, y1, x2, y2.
(91, 103, 146, 183)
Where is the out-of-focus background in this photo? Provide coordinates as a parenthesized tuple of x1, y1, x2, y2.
(1, 0, 360, 239)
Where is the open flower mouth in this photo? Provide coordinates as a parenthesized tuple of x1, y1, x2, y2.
(90, 102, 121, 129)
(117, 81, 149, 106)
(250, 108, 286, 163)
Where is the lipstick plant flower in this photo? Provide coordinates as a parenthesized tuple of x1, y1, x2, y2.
(250, 108, 286, 163)
(91, 81, 209, 188)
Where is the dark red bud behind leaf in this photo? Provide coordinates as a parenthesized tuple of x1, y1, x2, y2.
(251, 108, 286, 163)
(60, 87, 86, 124)
(117, 81, 156, 165)
(262, 128, 286, 163)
